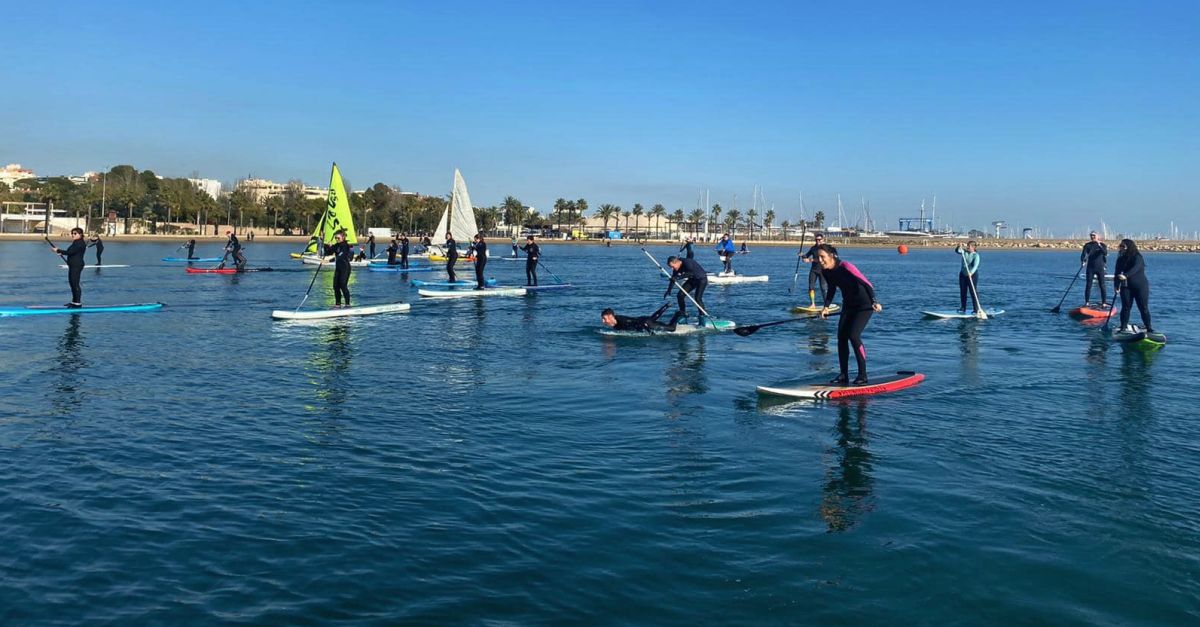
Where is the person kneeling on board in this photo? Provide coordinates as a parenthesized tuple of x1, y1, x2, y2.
(665, 255, 708, 326)
(51, 227, 87, 308)
(954, 240, 981, 314)
(601, 304, 685, 333)
(331, 230, 353, 307)
(1115, 238, 1154, 333)
(467, 233, 489, 289)
(817, 244, 883, 386)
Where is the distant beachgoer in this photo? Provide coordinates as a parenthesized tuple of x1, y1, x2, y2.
(665, 255, 708, 325)
(520, 235, 539, 286)
(1115, 239, 1153, 333)
(955, 240, 981, 314)
(1081, 231, 1109, 305)
(331, 230, 353, 307)
(52, 227, 87, 307)
(87, 234, 104, 265)
(817, 243, 882, 386)
(800, 233, 827, 306)
(467, 233, 488, 289)
(601, 303, 684, 333)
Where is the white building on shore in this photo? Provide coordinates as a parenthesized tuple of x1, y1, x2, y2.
(188, 178, 223, 199)
(237, 178, 327, 202)
(0, 163, 37, 188)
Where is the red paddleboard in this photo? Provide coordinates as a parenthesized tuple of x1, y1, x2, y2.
(186, 267, 237, 274)
(757, 371, 925, 399)
(1069, 303, 1117, 319)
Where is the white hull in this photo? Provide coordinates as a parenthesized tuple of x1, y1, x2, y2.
(707, 273, 769, 284)
(418, 287, 526, 298)
(272, 302, 411, 320)
(300, 254, 370, 267)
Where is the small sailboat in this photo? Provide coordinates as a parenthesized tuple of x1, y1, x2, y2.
(296, 164, 358, 266)
(427, 169, 481, 261)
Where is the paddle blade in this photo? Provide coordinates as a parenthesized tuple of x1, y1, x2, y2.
(733, 327, 758, 337)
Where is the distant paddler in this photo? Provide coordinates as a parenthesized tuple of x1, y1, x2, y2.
(665, 255, 709, 326)
(50, 227, 87, 308)
(1114, 239, 1154, 333)
(87, 234, 104, 265)
(954, 240, 981, 314)
(798, 232, 828, 308)
(330, 230, 353, 307)
(354, 245, 368, 262)
(184, 238, 197, 260)
(601, 303, 684, 333)
(219, 231, 246, 271)
(1081, 231, 1109, 306)
(679, 237, 695, 259)
(525, 233, 544, 284)
(400, 235, 410, 268)
(715, 233, 736, 273)
(444, 232, 459, 282)
(367, 233, 376, 259)
(816, 244, 882, 386)
(467, 233, 489, 290)
(511, 235, 520, 258)
(386, 238, 398, 265)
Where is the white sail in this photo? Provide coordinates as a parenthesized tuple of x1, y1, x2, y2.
(432, 205, 449, 240)
(448, 168, 478, 243)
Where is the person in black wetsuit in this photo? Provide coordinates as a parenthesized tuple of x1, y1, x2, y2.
(665, 255, 708, 326)
(1081, 231, 1109, 306)
(445, 233, 458, 282)
(679, 237, 695, 259)
(1114, 238, 1153, 333)
(185, 239, 197, 259)
(88, 234, 104, 265)
(52, 227, 87, 307)
(400, 235, 410, 268)
(367, 233, 376, 259)
(601, 303, 685, 333)
(220, 231, 245, 271)
(519, 235, 540, 286)
(467, 233, 488, 289)
(330, 230, 353, 307)
(354, 245, 368, 262)
(799, 233, 827, 306)
(386, 238, 398, 265)
(817, 244, 883, 386)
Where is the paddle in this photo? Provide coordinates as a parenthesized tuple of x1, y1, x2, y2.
(958, 246, 987, 320)
(295, 205, 332, 312)
(537, 260, 565, 285)
(44, 236, 66, 262)
(789, 223, 808, 296)
(734, 310, 842, 337)
(640, 247, 714, 319)
(1104, 281, 1123, 331)
(1049, 268, 1082, 314)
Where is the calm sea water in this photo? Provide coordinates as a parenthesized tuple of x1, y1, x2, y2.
(1, 240, 1197, 625)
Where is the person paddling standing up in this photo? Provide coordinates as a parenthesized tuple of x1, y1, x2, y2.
(467, 233, 489, 290)
(511, 235, 519, 258)
(330, 230, 353, 308)
(367, 233, 376, 259)
(679, 237, 694, 259)
(1081, 231, 1109, 306)
(799, 233, 827, 307)
(715, 233, 736, 273)
(400, 235, 410, 269)
(185, 238, 197, 260)
(52, 227, 87, 308)
(955, 240, 981, 314)
(519, 235, 540, 286)
(817, 244, 882, 386)
(444, 232, 459, 283)
(665, 255, 709, 326)
(88, 234, 104, 265)
(1114, 239, 1154, 333)
(386, 238, 398, 266)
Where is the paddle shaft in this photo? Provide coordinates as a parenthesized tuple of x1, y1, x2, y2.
(537, 260, 565, 284)
(789, 223, 808, 295)
(1050, 267, 1083, 313)
(297, 196, 334, 311)
(641, 247, 713, 319)
(734, 310, 842, 336)
(1104, 280, 1124, 329)
(45, 236, 66, 261)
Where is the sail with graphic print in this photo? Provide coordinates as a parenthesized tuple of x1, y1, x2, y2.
(302, 163, 357, 255)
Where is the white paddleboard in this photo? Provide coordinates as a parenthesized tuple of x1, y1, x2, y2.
(271, 302, 411, 320)
(707, 273, 769, 284)
(598, 318, 736, 336)
(299, 254, 371, 267)
(418, 287, 527, 298)
(757, 371, 925, 399)
(60, 264, 130, 268)
(921, 309, 1005, 319)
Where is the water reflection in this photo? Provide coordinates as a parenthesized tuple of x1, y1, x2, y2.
(306, 321, 352, 420)
(957, 320, 980, 384)
(665, 337, 709, 408)
(819, 400, 875, 533)
(50, 315, 87, 417)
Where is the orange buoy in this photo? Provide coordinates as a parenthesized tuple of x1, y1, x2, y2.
(898, 244, 909, 255)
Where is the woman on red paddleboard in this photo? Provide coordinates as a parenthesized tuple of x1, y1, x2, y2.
(817, 244, 883, 386)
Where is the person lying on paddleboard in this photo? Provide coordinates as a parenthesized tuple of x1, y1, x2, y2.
(1115, 238, 1154, 333)
(519, 235, 540, 286)
(665, 255, 708, 326)
(715, 233, 736, 273)
(1081, 231, 1109, 306)
(601, 304, 684, 333)
(817, 244, 882, 386)
(52, 227, 87, 308)
(954, 240, 981, 314)
(467, 233, 488, 290)
(679, 237, 695, 259)
(799, 233, 828, 307)
(331, 230, 353, 307)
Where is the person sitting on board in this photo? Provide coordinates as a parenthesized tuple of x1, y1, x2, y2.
(679, 237, 695, 259)
(87, 234, 104, 265)
(816, 243, 883, 386)
(1114, 239, 1154, 333)
(354, 245, 368, 262)
(1081, 231, 1109, 306)
(445, 233, 459, 282)
(955, 240, 982, 314)
(185, 239, 197, 260)
(51, 227, 87, 308)
(665, 255, 709, 327)
(331, 230, 353, 308)
(739, 241, 748, 254)
(715, 233, 736, 273)
(799, 233, 828, 307)
(467, 233, 489, 290)
(519, 235, 540, 286)
(400, 235, 410, 268)
(386, 238, 398, 266)
(601, 304, 684, 333)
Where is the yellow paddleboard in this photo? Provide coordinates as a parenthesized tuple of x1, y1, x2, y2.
(791, 303, 841, 315)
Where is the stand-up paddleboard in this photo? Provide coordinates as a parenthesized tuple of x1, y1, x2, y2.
(498, 256, 524, 261)
(757, 371, 925, 399)
(271, 302, 411, 320)
(162, 257, 223, 262)
(1112, 327, 1167, 348)
(418, 287, 526, 298)
(599, 318, 736, 336)
(707, 272, 769, 284)
(60, 264, 130, 268)
(366, 265, 435, 273)
(522, 284, 573, 292)
(299, 254, 371, 267)
(410, 278, 496, 288)
(791, 303, 841, 316)
(429, 255, 476, 263)
(922, 309, 1005, 319)
(185, 267, 273, 274)
(0, 303, 165, 317)
(1069, 303, 1117, 319)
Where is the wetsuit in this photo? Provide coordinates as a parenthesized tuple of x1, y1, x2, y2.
(520, 242, 540, 286)
(1115, 252, 1152, 332)
(445, 237, 458, 282)
(185, 241, 196, 259)
(368, 235, 376, 259)
(88, 237, 104, 265)
(666, 257, 708, 320)
(226, 234, 245, 271)
(610, 304, 683, 333)
(822, 261, 878, 382)
(60, 239, 86, 305)
(400, 237, 410, 268)
(958, 248, 981, 313)
(1081, 241, 1108, 304)
(680, 241, 694, 259)
(512, 238, 519, 258)
(803, 244, 827, 304)
(331, 240, 352, 306)
(716, 239, 736, 273)
(386, 240, 398, 265)
(468, 240, 488, 289)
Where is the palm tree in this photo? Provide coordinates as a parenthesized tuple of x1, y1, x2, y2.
(780, 219, 790, 241)
(764, 209, 775, 241)
(687, 208, 705, 237)
(632, 203, 644, 239)
(553, 198, 568, 232)
(814, 210, 826, 227)
(575, 198, 588, 233)
(709, 203, 722, 239)
(725, 209, 741, 237)
(650, 203, 666, 238)
(671, 208, 686, 237)
(746, 208, 758, 240)
(596, 204, 618, 233)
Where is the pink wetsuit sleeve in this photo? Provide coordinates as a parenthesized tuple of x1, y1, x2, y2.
(841, 261, 876, 302)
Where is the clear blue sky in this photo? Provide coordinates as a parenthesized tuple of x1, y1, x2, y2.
(5, 0, 1197, 236)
